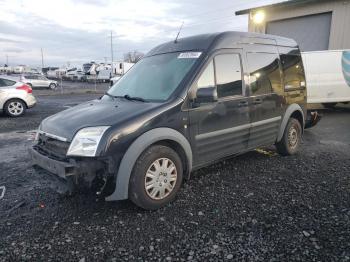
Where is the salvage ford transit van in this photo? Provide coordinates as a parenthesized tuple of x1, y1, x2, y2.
(30, 32, 307, 210)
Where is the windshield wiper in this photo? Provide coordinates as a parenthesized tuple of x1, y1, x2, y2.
(105, 92, 115, 100)
(123, 94, 146, 102)
(105, 93, 147, 102)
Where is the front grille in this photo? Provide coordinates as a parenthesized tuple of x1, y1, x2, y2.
(37, 133, 70, 159)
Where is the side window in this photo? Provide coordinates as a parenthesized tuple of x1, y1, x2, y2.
(0, 79, 5, 87)
(247, 52, 281, 95)
(196, 60, 215, 90)
(280, 54, 305, 90)
(214, 54, 242, 98)
(2, 79, 15, 86)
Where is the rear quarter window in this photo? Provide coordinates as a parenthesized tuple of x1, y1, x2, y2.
(0, 78, 16, 86)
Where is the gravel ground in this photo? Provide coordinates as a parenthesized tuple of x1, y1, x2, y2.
(0, 95, 349, 261)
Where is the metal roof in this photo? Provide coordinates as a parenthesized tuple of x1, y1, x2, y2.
(235, 0, 332, 15)
(146, 31, 297, 57)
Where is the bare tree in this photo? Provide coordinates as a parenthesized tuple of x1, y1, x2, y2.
(123, 51, 144, 63)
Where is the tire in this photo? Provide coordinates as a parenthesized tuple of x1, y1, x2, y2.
(26, 83, 32, 88)
(322, 103, 337, 109)
(4, 99, 26, 117)
(129, 145, 183, 210)
(276, 118, 302, 156)
(49, 83, 57, 90)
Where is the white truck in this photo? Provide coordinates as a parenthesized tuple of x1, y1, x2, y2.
(302, 50, 350, 108)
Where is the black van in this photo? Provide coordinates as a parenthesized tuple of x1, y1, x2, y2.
(30, 32, 307, 210)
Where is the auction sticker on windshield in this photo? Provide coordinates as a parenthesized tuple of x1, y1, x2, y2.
(178, 52, 202, 59)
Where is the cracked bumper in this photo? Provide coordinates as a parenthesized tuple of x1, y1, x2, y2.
(29, 147, 76, 178)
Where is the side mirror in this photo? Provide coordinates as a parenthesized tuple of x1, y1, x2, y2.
(195, 86, 218, 104)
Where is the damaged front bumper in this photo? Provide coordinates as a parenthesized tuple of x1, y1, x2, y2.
(29, 146, 109, 195)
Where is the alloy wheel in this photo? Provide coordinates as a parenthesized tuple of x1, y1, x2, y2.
(8, 101, 24, 116)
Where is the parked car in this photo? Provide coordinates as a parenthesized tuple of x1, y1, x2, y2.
(20, 74, 58, 89)
(30, 32, 307, 210)
(65, 70, 86, 82)
(302, 50, 350, 108)
(0, 76, 36, 117)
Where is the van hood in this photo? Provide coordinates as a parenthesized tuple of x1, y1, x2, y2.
(40, 98, 161, 141)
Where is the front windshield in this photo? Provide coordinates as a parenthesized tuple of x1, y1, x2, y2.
(107, 52, 200, 102)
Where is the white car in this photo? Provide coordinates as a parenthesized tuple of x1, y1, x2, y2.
(0, 76, 36, 117)
(20, 74, 58, 89)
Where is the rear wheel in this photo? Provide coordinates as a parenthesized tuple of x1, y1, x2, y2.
(276, 118, 302, 156)
(129, 145, 183, 210)
(4, 99, 26, 117)
(49, 83, 57, 90)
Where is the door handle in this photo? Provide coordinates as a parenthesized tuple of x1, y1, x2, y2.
(253, 98, 262, 105)
(238, 101, 248, 107)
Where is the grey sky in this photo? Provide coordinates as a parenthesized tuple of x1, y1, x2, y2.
(0, 0, 283, 67)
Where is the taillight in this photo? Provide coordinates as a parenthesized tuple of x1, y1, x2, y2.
(16, 84, 32, 94)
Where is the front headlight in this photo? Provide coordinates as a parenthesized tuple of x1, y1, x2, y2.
(67, 126, 110, 157)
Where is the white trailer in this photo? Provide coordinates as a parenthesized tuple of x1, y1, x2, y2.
(302, 50, 350, 108)
(13, 66, 25, 74)
(113, 62, 134, 75)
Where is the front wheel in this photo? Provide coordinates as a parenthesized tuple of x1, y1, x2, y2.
(276, 118, 302, 156)
(129, 145, 183, 210)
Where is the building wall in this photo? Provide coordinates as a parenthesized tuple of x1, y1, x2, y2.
(248, 0, 350, 50)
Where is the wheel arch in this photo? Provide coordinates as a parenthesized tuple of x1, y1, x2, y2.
(277, 104, 305, 142)
(4, 97, 28, 109)
(153, 139, 191, 181)
(105, 127, 193, 201)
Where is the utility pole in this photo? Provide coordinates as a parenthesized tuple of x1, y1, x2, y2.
(110, 31, 114, 77)
(41, 48, 44, 69)
(6, 54, 8, 66)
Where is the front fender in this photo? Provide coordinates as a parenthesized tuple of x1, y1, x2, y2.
(105, 127, 192, 201)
